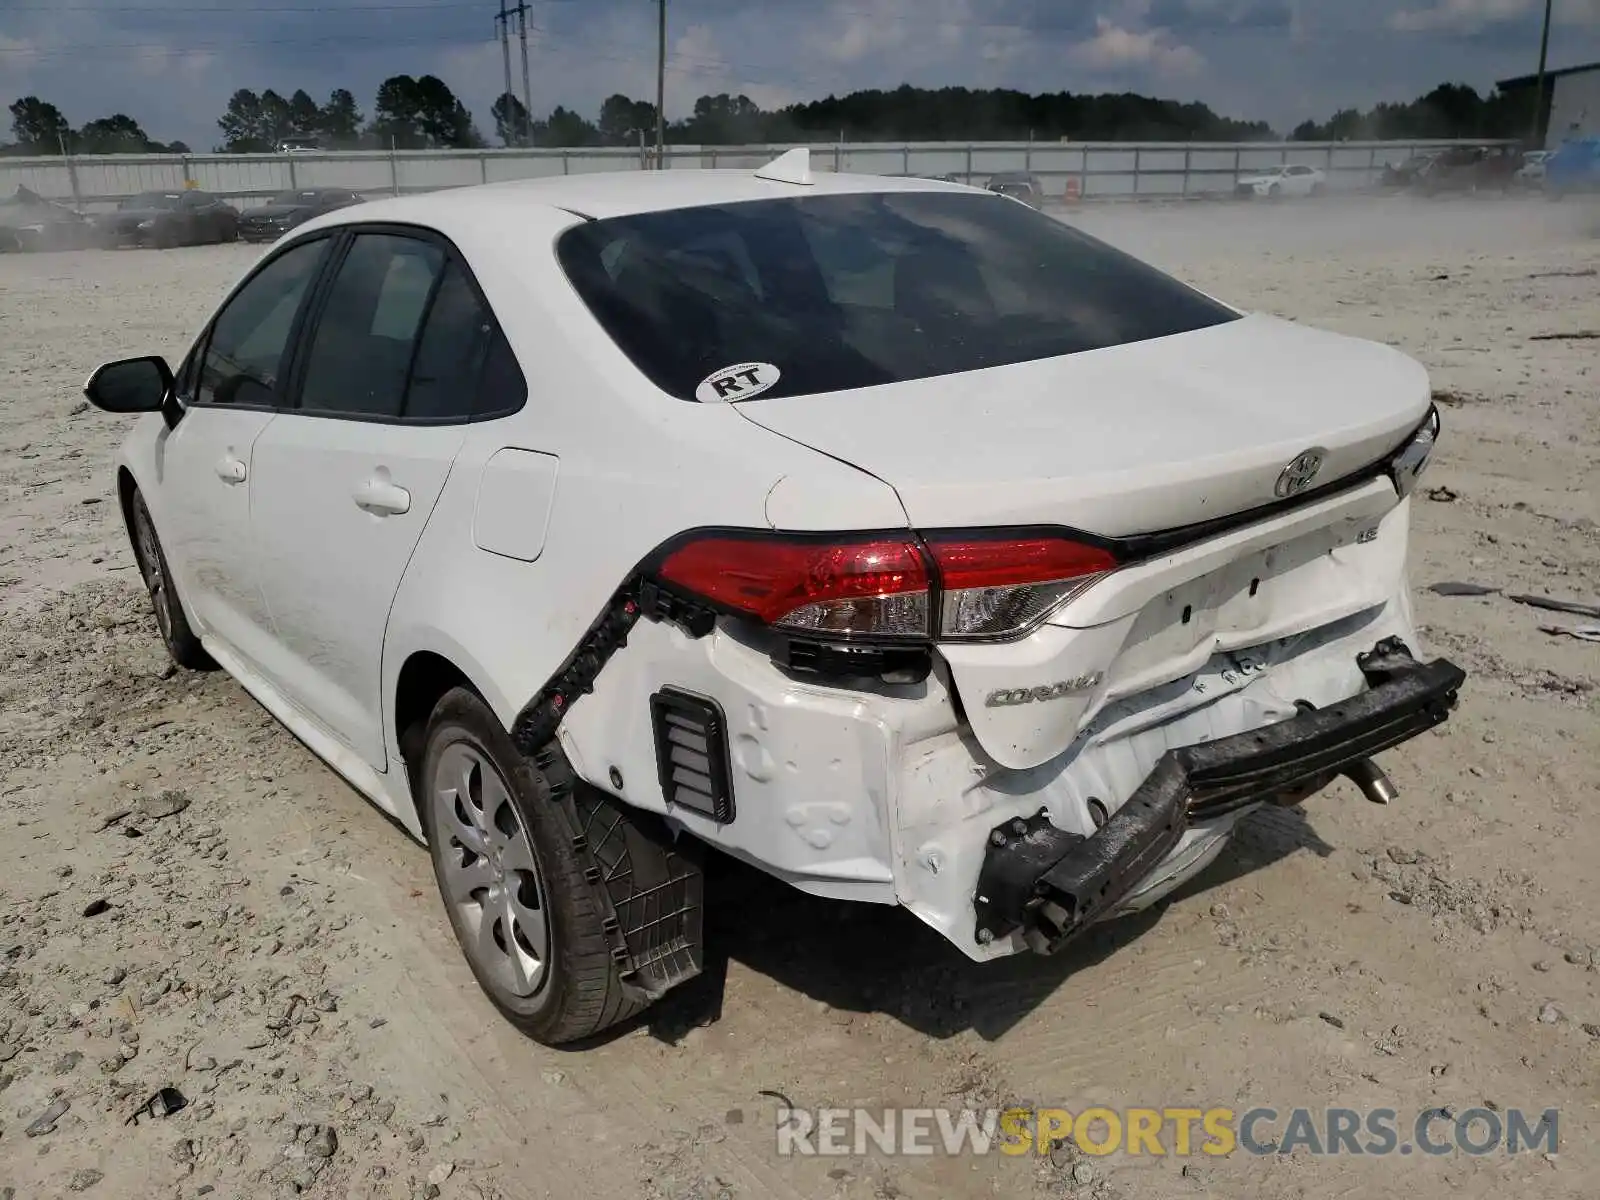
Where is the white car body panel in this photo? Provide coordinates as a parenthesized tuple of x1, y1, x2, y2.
(102, 166, 1450, 973)
(247, 416, 468, 769)
(732, 312, 1429, 537)
(146, 407, 281, 675)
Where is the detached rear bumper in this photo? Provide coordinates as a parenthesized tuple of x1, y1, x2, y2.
(974, 637, 1466, 954)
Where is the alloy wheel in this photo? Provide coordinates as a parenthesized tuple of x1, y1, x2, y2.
(431, 741, 550, 998)
(132, 500, 173, 645)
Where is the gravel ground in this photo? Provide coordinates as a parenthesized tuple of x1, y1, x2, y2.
(0, 195, 1597, 1200)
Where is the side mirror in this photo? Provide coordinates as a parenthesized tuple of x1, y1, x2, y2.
(84, 356, 173, 414)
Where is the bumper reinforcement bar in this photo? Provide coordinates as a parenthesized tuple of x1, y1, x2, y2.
(973, 637, 1466, 955)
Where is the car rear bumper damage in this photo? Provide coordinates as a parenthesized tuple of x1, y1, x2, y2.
(973, 636, 1465, 955)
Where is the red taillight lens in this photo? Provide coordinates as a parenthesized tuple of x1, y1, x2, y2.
(656, 536, 931, 639)
(654, 532, 1118, 642)
(927, 535, 1116, 640)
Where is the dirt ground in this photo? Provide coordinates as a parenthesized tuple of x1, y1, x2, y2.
(0, 195, 1597, 1200)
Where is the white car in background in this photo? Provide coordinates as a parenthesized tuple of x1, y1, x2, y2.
(84, 151, 1463, 1045)
(1236, 163, 1327, 198)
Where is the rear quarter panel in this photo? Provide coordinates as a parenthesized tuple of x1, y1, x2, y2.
(379, 207, 909, 777)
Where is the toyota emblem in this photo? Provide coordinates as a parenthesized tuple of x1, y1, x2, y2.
(1274, 448, 1326, 498)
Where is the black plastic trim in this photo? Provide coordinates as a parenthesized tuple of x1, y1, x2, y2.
(649, 687, 736, 823)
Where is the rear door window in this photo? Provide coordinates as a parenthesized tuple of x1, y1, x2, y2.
(296, 233, 445, 418)
(557, 191, 1238, 402)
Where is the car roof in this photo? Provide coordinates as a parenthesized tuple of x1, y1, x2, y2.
(301, 166, 978, 234)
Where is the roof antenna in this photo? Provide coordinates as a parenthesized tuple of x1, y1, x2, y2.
(754, 147, 814, 186)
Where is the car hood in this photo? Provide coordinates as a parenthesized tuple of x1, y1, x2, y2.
(246, 205, 310, 220)
(1237, 174, 1284, 184)
(732, 312, 1430, 538)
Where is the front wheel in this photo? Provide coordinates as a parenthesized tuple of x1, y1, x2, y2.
(128, 490, 213, 670)
(420, 689, 647, 1045)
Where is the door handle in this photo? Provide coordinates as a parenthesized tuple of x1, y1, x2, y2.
(215, 457, 247, 484)
(353, 478, 411, 516)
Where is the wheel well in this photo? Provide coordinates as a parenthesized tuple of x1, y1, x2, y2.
(394, 651, 484, 813)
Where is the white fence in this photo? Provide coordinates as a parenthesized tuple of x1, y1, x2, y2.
(1, 139, 1502, 211)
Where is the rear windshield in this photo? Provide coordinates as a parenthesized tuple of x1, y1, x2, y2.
(556, 191, 1238, 402)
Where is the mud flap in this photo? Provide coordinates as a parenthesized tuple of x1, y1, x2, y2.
(534, 742, 705, 1004)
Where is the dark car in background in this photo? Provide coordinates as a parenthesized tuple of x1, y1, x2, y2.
(1414, 146, 1521, 195)
(984, 170, 1046, 208)
(97, 190, 240, 249)
(239, 187, 365, 243)
(0, 185, 96, 252)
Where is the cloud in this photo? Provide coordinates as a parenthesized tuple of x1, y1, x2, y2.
(1070, 16, 1206, 76)
(1389, 0, 1598, 34)
(2, 0, 1600, 150)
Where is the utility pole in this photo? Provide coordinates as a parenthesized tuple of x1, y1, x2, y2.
(1529, 0, 1553, 148)
(494, 0, 533, 146)
(655, 0, 666, 169)
(516, 0, 533, 148)
(495, 0, 513, 139)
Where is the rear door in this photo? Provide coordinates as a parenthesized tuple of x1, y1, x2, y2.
(246, 227, 522, 769)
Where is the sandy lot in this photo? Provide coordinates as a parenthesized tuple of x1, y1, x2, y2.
(1, 195, 1597, 1200)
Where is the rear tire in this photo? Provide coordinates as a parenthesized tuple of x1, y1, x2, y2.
(419, 688, 646, 1045)
(128, 490, 213, 670)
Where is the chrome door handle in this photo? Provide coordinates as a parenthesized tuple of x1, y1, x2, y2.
(353, 479, 411, 516)
(215, 457, 247, 484)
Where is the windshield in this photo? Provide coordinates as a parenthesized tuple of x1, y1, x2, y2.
(556, 190, 1239, 403)
(1246, 166, 1284, 176)
(269, 190, 323, 205)
(121, 192, 182, 210)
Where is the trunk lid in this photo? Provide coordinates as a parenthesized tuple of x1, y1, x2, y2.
(734, 313, 1428, 537)
(736, 314, 1431, 770)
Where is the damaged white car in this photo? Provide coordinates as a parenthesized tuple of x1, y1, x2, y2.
(86, 150, 1464, 1045)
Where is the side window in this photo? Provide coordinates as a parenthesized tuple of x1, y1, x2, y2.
(297, 234, 446, 418)
(404, 262, 513, 421)
(196, 237, 328, 408)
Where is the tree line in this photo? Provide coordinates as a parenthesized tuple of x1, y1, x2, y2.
(1289, 83, 1534, 142)
(5, 97, 190, 155)
(4, 77, 1540, 158)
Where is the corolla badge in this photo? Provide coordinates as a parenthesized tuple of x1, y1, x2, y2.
(1274, 447, 1327, 498)
(985, 672, 1103, 708)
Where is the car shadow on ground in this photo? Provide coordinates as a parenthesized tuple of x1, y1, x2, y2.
(637, 803, 1335, 1046)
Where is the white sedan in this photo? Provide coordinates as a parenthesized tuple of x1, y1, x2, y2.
(1236, 163, 1327, 198)
(86, 150, 1463, 1045)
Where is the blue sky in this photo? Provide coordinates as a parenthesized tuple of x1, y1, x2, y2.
(1, 0, 1597, 147)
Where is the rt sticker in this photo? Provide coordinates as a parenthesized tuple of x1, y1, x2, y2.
(695, 361, 781, 403)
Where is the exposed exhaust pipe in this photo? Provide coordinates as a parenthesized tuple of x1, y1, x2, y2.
(1343, 758, 1398, 805)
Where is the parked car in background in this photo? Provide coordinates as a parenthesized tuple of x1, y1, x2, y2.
(277, 139, 321, 154)
(84, 152, 1462, 1045)
(240, 187, 366, 243)
(0, 185, 96, 252)
(1235, 164, 1326, 199)
(1415, 145, 1520, 195)
(1514, 150, 1551, 189)
(984, 171, 1046, 207)
(97, 190, 241, 249)
(1380, 152, 1439, 190)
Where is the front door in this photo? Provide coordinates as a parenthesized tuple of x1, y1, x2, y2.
(247, 230, 510, 770)
(154, 235, 332, 674)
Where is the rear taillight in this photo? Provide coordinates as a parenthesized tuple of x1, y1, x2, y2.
(926, 535, 1117, 640)
(653, 531, 1117, 643)
(655, 536, 931, 639)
